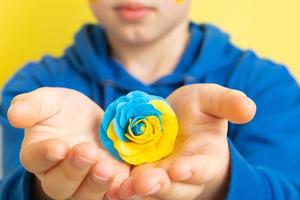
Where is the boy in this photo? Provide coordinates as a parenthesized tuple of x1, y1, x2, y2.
(1, 0, 300, 199)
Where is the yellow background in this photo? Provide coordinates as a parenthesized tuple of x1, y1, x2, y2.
(0, 0, 299, 87)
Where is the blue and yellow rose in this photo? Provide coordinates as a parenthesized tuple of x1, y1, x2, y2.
(100, 91, 178, 165)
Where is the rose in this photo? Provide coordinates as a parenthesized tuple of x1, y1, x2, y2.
(100, 91, 178, 165)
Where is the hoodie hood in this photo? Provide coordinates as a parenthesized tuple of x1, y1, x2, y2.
(64, 22, 241, 94)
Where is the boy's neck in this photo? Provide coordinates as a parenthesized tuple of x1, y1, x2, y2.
(107, 20, 190, 84)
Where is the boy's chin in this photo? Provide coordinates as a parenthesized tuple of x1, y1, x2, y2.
(108, 27, 165, 46)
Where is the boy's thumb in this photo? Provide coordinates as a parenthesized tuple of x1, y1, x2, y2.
(7, 88, 59, 128)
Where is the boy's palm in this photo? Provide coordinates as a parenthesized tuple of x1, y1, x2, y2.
(118, 84, 256, 200)
(8, 87, 129, 200)
(16, 88, 103, 147)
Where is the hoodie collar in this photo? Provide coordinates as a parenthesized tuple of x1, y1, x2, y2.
(65, 22, 239, 92)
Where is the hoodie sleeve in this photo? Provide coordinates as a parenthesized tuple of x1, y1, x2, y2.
(225, 53, 300, 200)
(0, 62, 46, 200)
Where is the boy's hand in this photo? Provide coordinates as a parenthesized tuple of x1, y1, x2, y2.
(118, 84, 256, 200)
(8, 87, 130, 200)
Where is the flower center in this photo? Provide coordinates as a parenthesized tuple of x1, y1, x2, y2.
(125, 115, 161, 144)
(129, 117, 146, 136)
(131, 122, 145, 136)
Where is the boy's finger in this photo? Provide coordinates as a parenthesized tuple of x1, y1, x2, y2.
(105, 169, 131, 200)
(198, 84, 256, 124)
(7, 89, 59, 128)
(167, 154, 227, 185)
(72, 150, 129, 200)
(71, 160, 113, 200)
(20, 139, 69, 174)
(41, 142, 99, 200)
(7, 87, 104, 128)
(119, 168, 203, 200)
(119, 168, 169, 199)
(168, 84, 256, 124)
(199, 84, 256, 123)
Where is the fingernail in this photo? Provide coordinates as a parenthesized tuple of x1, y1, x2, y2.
(71, 155, 93, 169)
(92, 173, 109, 184)
(178, 172, 192, 181)
(145, 184, 161, 195)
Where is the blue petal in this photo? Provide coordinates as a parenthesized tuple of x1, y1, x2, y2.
(101, 96, 128, 131)
(113, 117, 129, 142)
(99, 125, 122, 161)
(126, 103, 161, 118)
(128, 90, 167, 103)
(99, 96, 129, 161)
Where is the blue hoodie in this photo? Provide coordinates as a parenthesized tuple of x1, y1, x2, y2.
(1, 22, 300, 199)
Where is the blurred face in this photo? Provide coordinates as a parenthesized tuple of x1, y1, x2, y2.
(89, 0, 192, 45)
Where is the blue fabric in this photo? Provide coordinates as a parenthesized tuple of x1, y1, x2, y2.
(1, 22, 300, 199)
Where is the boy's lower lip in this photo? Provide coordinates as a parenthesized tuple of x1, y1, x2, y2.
(115, 7, 153, 21)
